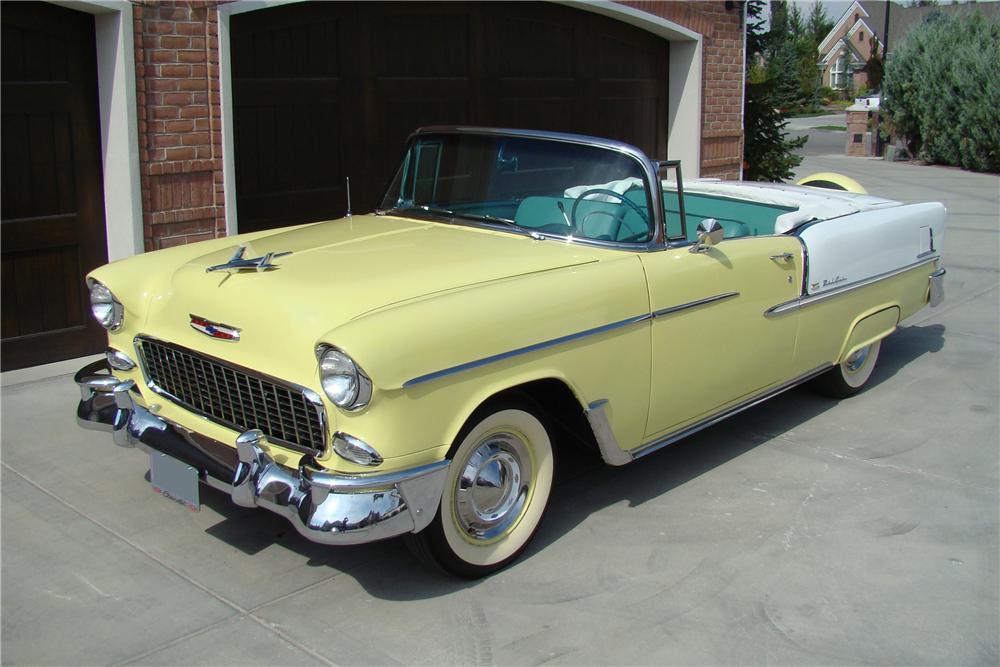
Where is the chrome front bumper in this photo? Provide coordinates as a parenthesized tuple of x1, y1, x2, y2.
(75, 360, 449, 546)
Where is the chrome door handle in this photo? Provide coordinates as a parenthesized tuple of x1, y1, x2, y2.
(769, 252, 794, 262)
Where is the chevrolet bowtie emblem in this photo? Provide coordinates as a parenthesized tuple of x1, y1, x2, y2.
(189, 314, 241, 341)
(206, 246, 292, 273)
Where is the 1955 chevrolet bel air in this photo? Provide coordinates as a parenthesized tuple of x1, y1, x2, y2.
(76, 127, 946, 577)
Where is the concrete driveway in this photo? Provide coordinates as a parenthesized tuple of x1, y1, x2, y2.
(2, 157, 998, 666)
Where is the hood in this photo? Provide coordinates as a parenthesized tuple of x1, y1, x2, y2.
(139, 214, 602, 370)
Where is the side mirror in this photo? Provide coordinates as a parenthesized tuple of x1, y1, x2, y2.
(689, 218, 724, 253)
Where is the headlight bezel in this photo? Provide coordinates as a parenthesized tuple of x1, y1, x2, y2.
(316, 344, 372, 411)
(88, 279, 125, 332)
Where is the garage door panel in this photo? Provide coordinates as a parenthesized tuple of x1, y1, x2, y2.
(232, 1, 668, 230)
(235, 80, 342, 105)
(490, 98, 579, 135)
(373, 14, 470, 78)
(2, 10, 72, 84)
(593, 97, 662, 155)
(239, 188, 346, 231)
(2, 244, 87, 339)
(2, 1, 108, 370)
(484, 17, 575, 78)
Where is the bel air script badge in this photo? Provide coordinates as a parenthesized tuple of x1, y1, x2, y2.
(189, 315, 241, 341)
(811, 275, 848, 290)
(206, 245, 291, 273)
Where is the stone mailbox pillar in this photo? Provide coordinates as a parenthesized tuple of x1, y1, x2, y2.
(845, 104, 870, 157)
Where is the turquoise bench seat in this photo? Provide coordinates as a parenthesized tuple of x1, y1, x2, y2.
(663, 190, 797, 241)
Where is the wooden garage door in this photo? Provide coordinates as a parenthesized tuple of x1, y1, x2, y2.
(1, 2, 108, 371)
(232, 1, 668, 232)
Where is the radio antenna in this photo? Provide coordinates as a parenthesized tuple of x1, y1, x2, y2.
(345, 176, 352, 218)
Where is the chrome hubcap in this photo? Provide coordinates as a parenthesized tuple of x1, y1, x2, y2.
(844, 346, 870, 373)
(454, 432, 532, 541)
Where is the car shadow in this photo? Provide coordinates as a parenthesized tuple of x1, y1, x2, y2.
(195, 322, 945, 600)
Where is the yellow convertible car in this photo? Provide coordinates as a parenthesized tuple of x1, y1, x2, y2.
(76, 128, 946, 577)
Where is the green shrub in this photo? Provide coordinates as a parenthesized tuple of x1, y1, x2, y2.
(882, 10, 1000, 172)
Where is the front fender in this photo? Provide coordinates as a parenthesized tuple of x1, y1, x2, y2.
(321, 254, 653, 467)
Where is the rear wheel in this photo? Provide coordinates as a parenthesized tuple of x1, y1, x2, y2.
(812, 339, 882, 398)
(407, 401, 554, 578)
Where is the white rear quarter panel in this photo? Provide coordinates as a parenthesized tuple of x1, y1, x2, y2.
(798, 202, 946, 294)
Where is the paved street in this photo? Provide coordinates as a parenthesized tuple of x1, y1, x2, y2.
(788, 112, 849, 158)
(2, 157, 998, 665)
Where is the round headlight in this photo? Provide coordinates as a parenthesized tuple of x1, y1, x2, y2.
(318, 347, 372, 410)
(89, 281, 124, 331)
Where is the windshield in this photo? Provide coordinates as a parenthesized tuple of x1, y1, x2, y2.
(380, 133, 655, 244)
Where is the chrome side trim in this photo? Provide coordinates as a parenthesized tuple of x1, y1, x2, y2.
(765, 257, 938, 318)
(585, 400, 633, 466)
(402, 314, 652, 388)
(652, 291, 740, 319)
(627, 364, 832, 461)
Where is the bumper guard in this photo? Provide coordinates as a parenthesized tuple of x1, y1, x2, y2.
(75, 360, 449, 545)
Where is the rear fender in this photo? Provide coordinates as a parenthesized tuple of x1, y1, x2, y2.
(839, 306, 900, 363)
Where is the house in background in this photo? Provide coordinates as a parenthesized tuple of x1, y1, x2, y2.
(1, 0, 747, 372)
(817, 0, 999, 93)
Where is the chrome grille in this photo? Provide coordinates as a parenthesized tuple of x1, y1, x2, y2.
(136, 338, 326, 453)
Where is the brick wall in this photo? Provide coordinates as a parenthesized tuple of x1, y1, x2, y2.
(625, 1, 745, 180)
(133, 1, 225, 250)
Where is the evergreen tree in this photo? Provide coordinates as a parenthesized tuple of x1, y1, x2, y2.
(808, 2, 834, 44)
(743, 0, 806, 181)
(765, 0, 806, 109)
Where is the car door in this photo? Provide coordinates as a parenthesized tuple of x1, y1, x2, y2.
(639, 235, 803, 439)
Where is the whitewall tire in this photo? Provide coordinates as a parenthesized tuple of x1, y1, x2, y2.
(407, 401, 554, 578)
(813, 339, 882, 398)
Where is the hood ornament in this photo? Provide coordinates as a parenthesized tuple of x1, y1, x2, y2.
(206, 246, 291, 273)
(190, 314, 241, 341)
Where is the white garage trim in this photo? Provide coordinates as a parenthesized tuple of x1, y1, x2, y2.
(562, 1, 704, 176)
(51, 1, 144, 261)
(218, 1, 306, 236)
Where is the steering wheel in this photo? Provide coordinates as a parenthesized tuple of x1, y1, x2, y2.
(569, 188, 650, 240)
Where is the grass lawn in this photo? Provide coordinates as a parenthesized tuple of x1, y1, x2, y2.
(815, 125, 847, 131)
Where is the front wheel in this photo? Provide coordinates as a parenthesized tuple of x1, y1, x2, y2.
(406, 401, 554, 578)
(812, 339, 882, 398)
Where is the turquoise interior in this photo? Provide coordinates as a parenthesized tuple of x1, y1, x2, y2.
(456, 189, 799, 243)
(664, 190, 797, 241)
(513, 192, 652, 242)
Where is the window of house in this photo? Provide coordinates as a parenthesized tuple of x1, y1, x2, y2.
(859, 31, 864, 42)
(831, 54, 850, 89)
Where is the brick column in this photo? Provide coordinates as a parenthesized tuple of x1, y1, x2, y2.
(133, 1, 226, 250)
(845, 107, 870, 157)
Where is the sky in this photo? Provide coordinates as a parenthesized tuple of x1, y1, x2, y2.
(786, 0, 854, 24)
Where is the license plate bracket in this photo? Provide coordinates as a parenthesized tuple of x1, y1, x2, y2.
(150, 451, 200, 511)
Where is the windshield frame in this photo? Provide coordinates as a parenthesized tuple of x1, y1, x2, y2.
(378, 127, 667, 251)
